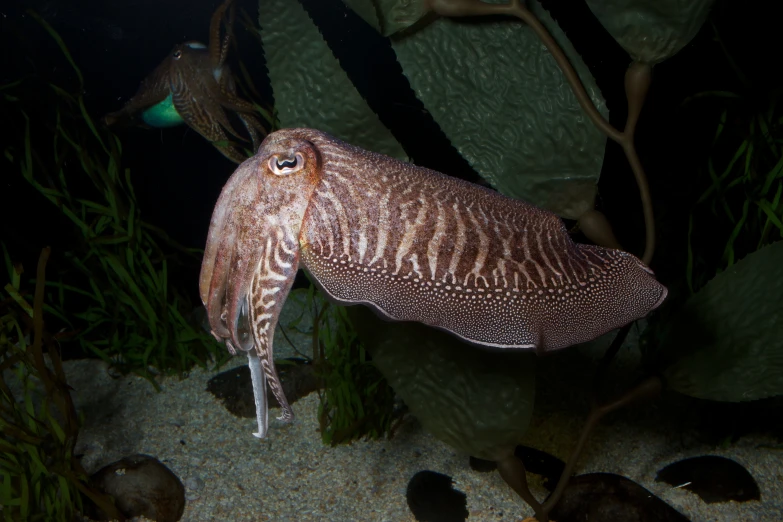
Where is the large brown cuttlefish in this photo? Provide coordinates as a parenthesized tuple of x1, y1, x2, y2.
(200, 128, 667, 438)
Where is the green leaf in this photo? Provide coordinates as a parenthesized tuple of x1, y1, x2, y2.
(349, 305, 536, 460)
(722, 198, 750, 266)
(660, 240, 783, 401)
(47, 415, 66, 444)
(757, 198, 783, 234)
(4, 285, 33, 318)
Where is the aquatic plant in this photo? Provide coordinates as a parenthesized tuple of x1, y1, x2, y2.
(0, 247, 122, 522)
(2, 11, 230, 387)
(240, 1, 781, 520)
(657, 240, 783, 402)
(306, 288, 397, 446)
(8, 5, 383, 448)
(196, 0, 781, 518)
(684, 21, 783, 294)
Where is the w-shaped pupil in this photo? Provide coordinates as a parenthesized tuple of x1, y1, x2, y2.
(276, 157, 297, 170)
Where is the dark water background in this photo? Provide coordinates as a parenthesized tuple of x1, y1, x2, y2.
(1, 0, 781, 310)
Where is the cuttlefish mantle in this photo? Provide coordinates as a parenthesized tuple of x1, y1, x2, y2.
(199, 128, 668, 439)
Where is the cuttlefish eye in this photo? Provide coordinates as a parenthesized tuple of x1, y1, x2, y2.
(269, 153, 305, 175)
(173, 50, 182, 60)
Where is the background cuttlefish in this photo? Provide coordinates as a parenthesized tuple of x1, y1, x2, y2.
(200, 127, 668, 439)
(103, 0, 265, 163)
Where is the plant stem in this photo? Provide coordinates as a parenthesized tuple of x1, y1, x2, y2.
(429, 0, 657, 264)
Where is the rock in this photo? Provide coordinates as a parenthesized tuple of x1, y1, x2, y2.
(85, 454, 185, 522)
(550, 472, 690, 522)
(206, 357, 319, 418)
(406, 470, 468, 522)
(655, 455, 761, 504)
(514, 445, 566, 492)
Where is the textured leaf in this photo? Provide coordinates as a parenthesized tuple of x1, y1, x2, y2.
(387, 0, 607, 218)
(660, 240, 783, 401)
(266, 0, 606, 218)
(342, 0, 429, 36)
(258, 0, 407, 159)
(586, 0, 716, 64)
(349, 306, 535, 461)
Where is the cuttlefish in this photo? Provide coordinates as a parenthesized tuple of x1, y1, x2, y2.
(199, 128, 668, 438)
(104, 0, 265, 163)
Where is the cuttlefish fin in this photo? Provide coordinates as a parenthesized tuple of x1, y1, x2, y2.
(104, 61, 170, 126)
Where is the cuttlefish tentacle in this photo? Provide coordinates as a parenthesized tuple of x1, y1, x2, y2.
(246, 351, 268, 438)
(200, 128, 668, 439)
(217, 73, 266, 153)
(216, 95, 265, 150)
(201, 137, 323, 437)
(209, 0, 234, 70)
(169, 77, 248, 163)
(168, 71, 231, 137)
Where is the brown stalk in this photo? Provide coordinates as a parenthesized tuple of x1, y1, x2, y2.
(26, 247, 125, 521)
(425, 1, 664, 518)
(541, 376, 662, 516)
(427, 0, 656, 264)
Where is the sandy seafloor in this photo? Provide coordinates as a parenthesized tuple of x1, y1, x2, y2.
(61, 341, 783, 522)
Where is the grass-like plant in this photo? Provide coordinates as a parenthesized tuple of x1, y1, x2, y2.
(4, 8, 395, 450)
(304, 285, 397, 446)
(684, 22, 783, 293)
(1, 246, 122, 522)
(2, 11, 230, 387)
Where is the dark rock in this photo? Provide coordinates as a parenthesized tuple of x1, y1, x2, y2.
(655, 455, 760, 503)
(549, 472, 690, 522)
(86, 454, 185, 522)
(406, 470, 468, 522)
(514, 445, 566, 492)
(206, 357, 319, 417)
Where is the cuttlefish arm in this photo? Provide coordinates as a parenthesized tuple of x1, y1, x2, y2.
(201, 128, 668, 438)
(209, 0, 235, 70)
(206, 0, 265, 152)
(164, 40, 256, 161)
(167, 53, 264, 157)
(200, 134, 323, 437)
(217, 72, 266, 153)
(167, 53, 250, 163)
